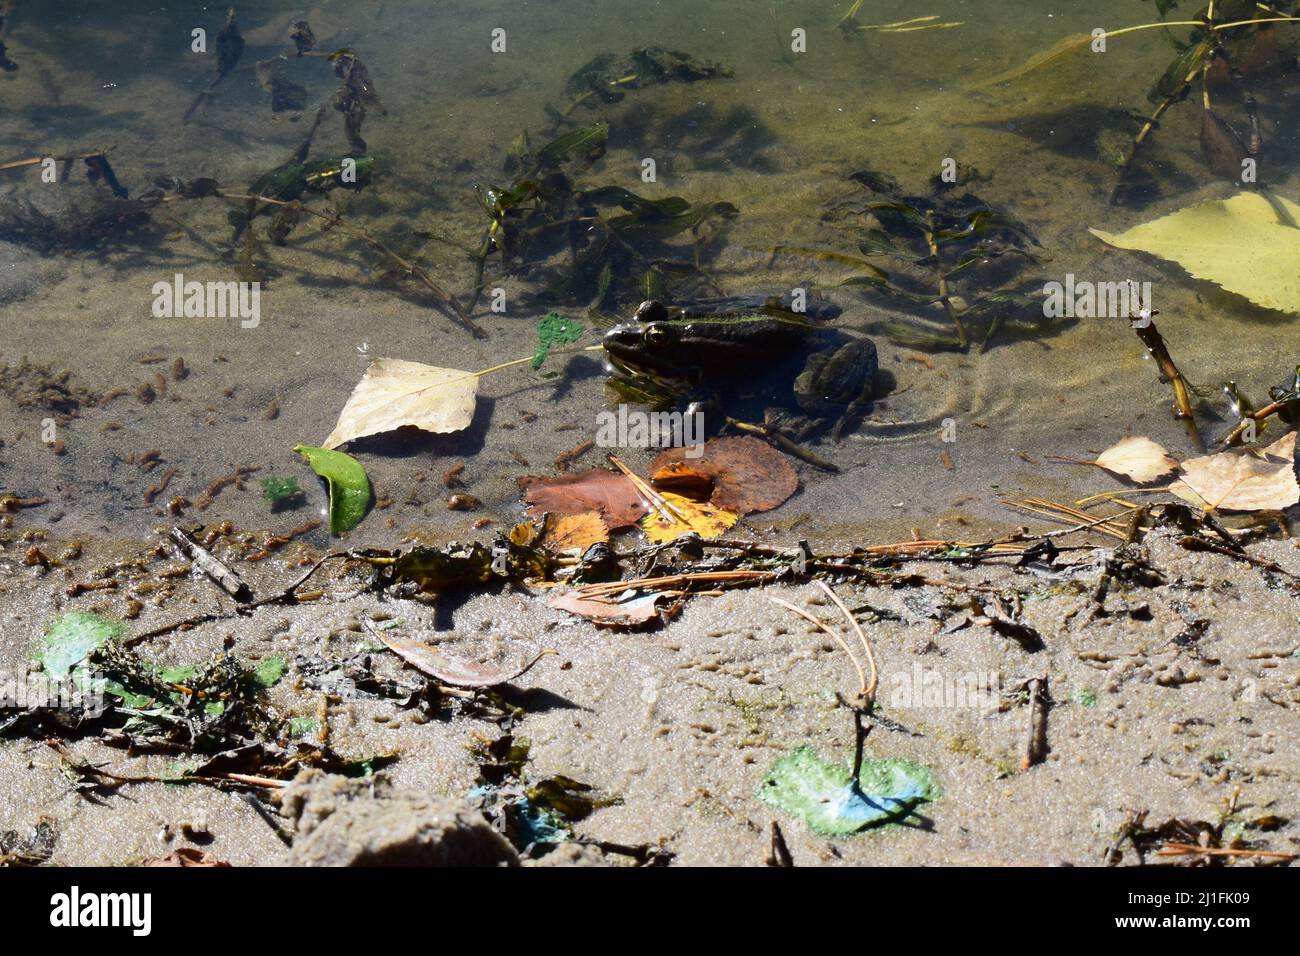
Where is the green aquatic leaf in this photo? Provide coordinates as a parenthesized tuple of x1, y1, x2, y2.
(536, 122, 609, 166)
(36, 613, 125, 680)
(531, 311, 585, 369)
(293, 444, 371, 534)
(758, 746, 935, 835)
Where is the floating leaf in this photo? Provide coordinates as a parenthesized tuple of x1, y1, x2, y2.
(322, 358, 478, 449)
(540, 512, 609, 552)
(651, 436, 799, 514)
(1170, 431, 1299, 512)
(36, 612, 125, 679)
(523, 467, 649, 529)
(293, 444, 371, 534)
(758, 747, 936, 835)
(531, 312, 584, 369)
(375, 630, 553, 688)
(1093, 436, 1180, 483)
(640, 491, 738, 543)
(1091, 193, 1300, 314)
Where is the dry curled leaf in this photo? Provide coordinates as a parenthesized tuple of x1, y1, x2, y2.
(1171, 431, 1299, 512)
(1093, 436, 1180, 484)
(640, 491, 738, 543)
(540, 511, 609, 552)
(523, 467, 648, 529)
(323, 358, 478, 449)
(549, 590, 666, 628)
(375, 629, 552, 688)
(651, 436, 798, 514)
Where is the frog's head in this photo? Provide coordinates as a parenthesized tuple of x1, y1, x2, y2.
(602, 317, 690, 379)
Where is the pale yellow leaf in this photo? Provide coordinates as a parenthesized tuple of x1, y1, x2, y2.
(1094, 436, 1180, 483)
(639, 491, 738, 543)
(1171, 431, 1298, 512)
(1091, 193, 1300, 315)
(323, 358, 477, 449)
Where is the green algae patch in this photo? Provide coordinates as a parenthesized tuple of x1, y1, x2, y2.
(758, 746, 936, 835)
(36, 612, 126, 679)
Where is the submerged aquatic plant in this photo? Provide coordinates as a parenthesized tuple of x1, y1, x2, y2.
(971, 1, 1300, 199)
(776, 169, 1045, 351)
(470, 123, 737, 311)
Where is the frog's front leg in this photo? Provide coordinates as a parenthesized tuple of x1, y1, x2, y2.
(792, 339, 879, 440)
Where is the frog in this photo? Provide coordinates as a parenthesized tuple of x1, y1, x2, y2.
(601, 298, 879, 440)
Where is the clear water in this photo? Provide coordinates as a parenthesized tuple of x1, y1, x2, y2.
(2, 0, 1298, 545)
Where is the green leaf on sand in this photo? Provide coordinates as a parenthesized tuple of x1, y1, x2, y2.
(36, 612, 125, 679)
(758, 746, 936, 835)
(293, 444, 371, 534)
(532, 312, 584, 369)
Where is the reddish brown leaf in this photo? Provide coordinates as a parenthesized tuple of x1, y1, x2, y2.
(651, 436, 798, 515)
(523, 467, 649, 529)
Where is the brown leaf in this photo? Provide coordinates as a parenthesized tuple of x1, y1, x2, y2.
(549, 589, 665, 628)
(375, 630, 553, 687)
(523, 467, 648, 528)
(540, 512, 609, 552)
(1093, 436, 1180, 484)
(1171, 432, 1299, 512)
(651, 436, 798, 514)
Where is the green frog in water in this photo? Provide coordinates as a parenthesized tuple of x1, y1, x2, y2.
(601, 298, 879, 444)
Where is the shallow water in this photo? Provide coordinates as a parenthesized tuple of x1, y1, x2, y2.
(2, 1, 1300, 869)
(1, 0, 1298, 542)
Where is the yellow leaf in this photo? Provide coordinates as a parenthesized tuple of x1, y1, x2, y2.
(323, 358, 478, 449)
(639, 491, 738, 543)
(1170, 432, 1298, 512)
(1091, 193, 1300, 315)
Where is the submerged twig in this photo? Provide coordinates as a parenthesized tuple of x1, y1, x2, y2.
(169, 526, 253, 603)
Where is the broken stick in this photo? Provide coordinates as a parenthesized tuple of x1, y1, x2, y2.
(1020, 675, 1049, 770)
(169, 526, 253, 603)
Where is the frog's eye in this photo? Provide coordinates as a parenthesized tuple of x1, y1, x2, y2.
(642, 324, 669, 346)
